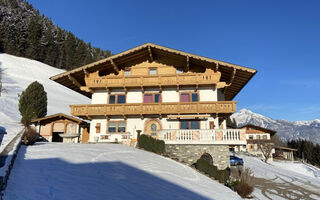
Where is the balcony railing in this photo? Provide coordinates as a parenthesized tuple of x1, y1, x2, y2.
(84, 71, 221, 89)
(70, 101, 236, 117)
(158, 129, 246, 145)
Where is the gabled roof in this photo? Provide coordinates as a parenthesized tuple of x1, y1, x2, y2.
(31, 113, 87, 124)
(50, 43, 257, 100)
(239, 124, 276, 135)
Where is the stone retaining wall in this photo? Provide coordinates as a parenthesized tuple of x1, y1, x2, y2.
(165, 144, 230, 170)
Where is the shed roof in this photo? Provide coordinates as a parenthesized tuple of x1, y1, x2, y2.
(31, 113, 87, 124)
(50, 43, 257, 100)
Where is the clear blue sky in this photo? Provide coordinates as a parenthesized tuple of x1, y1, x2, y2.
(27, 0, 320, 121)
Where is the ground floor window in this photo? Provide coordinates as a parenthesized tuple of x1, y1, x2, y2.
(107, 121, 126, 133)
(180, 120, 200, 129)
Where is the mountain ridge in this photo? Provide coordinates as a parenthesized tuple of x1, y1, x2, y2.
(232, 109, 320, 143)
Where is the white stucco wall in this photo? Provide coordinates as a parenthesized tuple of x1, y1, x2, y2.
(91, 90, 108, 104)
(199, 86, 217, 101)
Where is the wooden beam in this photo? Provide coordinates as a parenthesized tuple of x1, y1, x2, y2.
(80, 86, 93, 93)
(68, 75, 82, 88)
(148, 46, 154, 62)
(215, 63, 219, 72)
(110, 59, 119, 73)
(228, 68, 237, 85)
(83, 69, 89, 77)
(186, 56, 190, 71)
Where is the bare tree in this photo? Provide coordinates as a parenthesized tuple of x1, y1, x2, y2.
(257, 139, 274, 163)
(0, 63, 6, 96)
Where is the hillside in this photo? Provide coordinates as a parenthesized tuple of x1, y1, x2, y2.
(232, 109, 320, 143)
(0, 53, 90, 149)
(0, 0, 111, 70)
(3, 143, 241, 200)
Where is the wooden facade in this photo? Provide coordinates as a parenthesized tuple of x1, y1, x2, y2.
(31, 113, 89, 143)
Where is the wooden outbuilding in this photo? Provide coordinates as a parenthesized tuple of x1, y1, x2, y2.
(31, 113, 90, 143)
(274, 146, 297, 161)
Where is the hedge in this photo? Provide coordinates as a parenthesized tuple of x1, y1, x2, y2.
(137, 134, 165, 154)
(196, 158, 229, 184)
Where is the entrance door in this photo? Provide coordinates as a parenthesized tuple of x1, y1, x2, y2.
(82, 128, 90, 143)
(144, 119, 161, 138)
(52, 132, 63, 142)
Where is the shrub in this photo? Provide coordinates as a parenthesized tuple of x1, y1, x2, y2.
(19, 81, 47, 126)
(22, 126, 38, 145)
(218, 169, 229, 184)
(207, 164, 219, 179)
(200, 153, 213, 165)
(196, 158, 210, 173)
(137, 134, 165, 154)
(235, 182, 254, 198)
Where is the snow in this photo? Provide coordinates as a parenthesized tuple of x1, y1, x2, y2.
(239, 154, 320, 199)
(0, 53, 90, 150)
(3, 143, 240, 200)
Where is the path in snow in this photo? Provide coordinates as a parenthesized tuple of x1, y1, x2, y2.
(4, 143, 240, 200)
(240, 154, 320, 200)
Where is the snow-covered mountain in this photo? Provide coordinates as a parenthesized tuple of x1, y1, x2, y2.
(0, 53, 90, 149)
(232, 109, 320, 143)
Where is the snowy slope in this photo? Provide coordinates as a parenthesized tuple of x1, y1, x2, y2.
(4, 143, 241, 200)
(239, 154, 320, 199)
(232, 109, 320, 143)
(0, 53, 90, 149)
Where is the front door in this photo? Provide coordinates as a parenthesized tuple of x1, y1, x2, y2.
(144, 119, 161, 138)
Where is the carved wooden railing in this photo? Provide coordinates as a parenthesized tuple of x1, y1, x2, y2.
(84, 71, 223, 89)
(70, 101, 236, 117)
(158, 129, 246, 145)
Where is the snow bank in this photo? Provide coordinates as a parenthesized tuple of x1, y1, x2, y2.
(0, 53, 90, 150)
(4, 143, 240, 200)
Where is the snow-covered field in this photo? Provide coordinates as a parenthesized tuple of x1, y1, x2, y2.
(4, 143, 240, 200)
(241, 154, 320, 199)
(0, 53, 90, 150)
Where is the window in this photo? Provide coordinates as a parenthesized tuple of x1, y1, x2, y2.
(176, 68, 183, 74)
(249, 135, 253, 140)
(149, 68, 157, 75)
(95, 123, 101, 133)
(263, 135, 267, 140)
(180, 120, 200, 129)
(143, 93, 161, 103)
(107, 121, 126, 133)
(124, 70, 131, 76)
(180, 92, 199, 102)
(256, 135, 260, 140)
(109, 94, 126, 104)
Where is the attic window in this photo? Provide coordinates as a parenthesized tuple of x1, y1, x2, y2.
(149, 68, 157, 75)
(176, 68, 183, 74)
(124, 70, 131, 76)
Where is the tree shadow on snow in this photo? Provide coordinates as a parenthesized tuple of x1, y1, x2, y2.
(4, 146, 211, 200)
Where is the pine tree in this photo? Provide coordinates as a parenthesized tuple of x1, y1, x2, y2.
(18, 81, 47, 126)
(25, 16, 43, 60)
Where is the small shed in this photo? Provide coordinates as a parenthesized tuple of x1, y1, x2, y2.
(274, 146, 297, 161)
(31, 113, 89, 143)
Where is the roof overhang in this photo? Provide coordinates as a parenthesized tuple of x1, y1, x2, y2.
(50, 43, 257, 100)
(31, 113, 87, 124)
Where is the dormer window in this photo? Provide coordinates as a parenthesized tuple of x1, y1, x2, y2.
(149, 68, 157, 75)
(176, 68, 183, 74)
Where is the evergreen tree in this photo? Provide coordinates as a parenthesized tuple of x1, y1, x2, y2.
(18, 81, 47, 126)
(25, 17, 43, 60)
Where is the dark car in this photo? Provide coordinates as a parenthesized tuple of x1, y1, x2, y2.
(230, 155, 244, 166)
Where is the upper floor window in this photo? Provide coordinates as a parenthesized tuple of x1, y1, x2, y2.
(143, 93, 161, 103)
(149, 68, 157, 75)
(180, 120, 200, 129)
(180, 92, 198, 102)
(263, 135, 267, 140)
(256, 135, 260, 140)
(249, 135, 253, 140)
(108, 121, 126, 133)
(109, 94, 126, 104)
(124, 70, 131, 76)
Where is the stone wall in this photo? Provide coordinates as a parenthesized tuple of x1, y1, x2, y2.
(165, 144, 230, 170)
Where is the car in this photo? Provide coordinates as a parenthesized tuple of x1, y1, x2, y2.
(230, 155, 244, 166)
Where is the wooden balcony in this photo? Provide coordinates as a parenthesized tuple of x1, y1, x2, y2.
(70, 101, 236, 117)
(82, 69, 226, 91)
(158, 129, 246, 145)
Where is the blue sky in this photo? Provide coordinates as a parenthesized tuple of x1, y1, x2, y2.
(27, 0, 320, 121)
